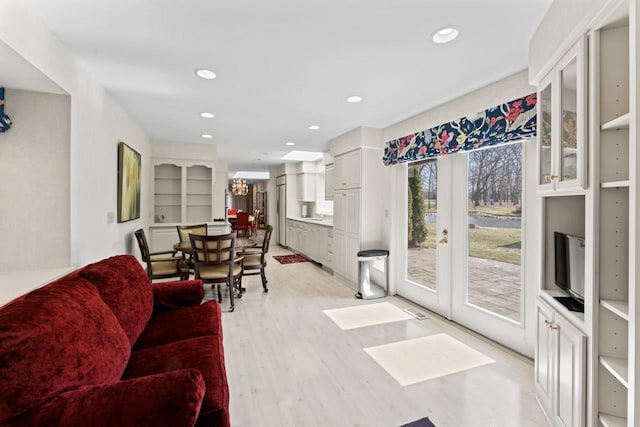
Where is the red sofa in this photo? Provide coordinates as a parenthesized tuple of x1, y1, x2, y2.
(0, 255, 230, 427)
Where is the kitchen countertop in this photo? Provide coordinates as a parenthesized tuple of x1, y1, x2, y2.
(288, 217, 334, 227)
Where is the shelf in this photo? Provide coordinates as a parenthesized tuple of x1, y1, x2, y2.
(186, 177, 212, 182)
(187, 193, 212, 196)
(155, 177, 181, 181)
(600, 299, 629, 321)
(601, 180, 630, 188)
(601, 113, 630, 131)
(599, 413, 627, 427)
(154, 192, 181, 196)
(155, 204, 181, 207)
(186, 204, 212, 207)
(600, 356, 629, 388)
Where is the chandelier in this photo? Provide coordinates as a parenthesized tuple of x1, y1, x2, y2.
(231, 177, 249, 196)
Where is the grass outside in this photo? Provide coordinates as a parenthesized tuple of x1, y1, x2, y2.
(424, 200, 521, 217)
(415, 223, 521, 265)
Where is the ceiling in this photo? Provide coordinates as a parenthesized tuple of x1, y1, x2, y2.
(29, 0, 552, 174)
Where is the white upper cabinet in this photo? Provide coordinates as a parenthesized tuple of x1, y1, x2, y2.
(537, 37, 588, 194)
(297, 173, 316, 201)
(334, 150, 361, 189)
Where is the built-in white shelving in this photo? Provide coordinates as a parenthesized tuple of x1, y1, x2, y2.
(601, 112, 630, 130)
(599, 413, 627, 427)
(600, 180, 630, 188)
(600, 356, 629, 388)
(600, 299, 629, 320)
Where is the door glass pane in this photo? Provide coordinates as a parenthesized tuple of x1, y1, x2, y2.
(467, 143, 523, 321)
(407, 160, 437, 290)
(539, 83, 552, 185)
(560, 58, 578, 182)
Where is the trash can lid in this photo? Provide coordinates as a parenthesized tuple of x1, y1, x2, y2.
(357, 249, 389, 258)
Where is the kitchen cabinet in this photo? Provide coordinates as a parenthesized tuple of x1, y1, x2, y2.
(297, 173, 316, 202)
(333, 189, 360, 285)
(285, 219, 331, 265)
(324, 164, 335, 200)
(334, 150, 361, 190)
(535, 298, 586, 427)
(537, 37, 587, 194)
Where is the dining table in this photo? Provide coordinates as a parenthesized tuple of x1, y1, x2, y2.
(173, 234, 258, 297)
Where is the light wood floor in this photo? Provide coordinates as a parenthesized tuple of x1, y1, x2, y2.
(214, 244, 548, 427)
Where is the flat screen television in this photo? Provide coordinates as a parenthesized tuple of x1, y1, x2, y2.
(554, 231, 585, 311)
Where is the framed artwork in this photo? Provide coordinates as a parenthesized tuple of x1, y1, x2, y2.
(117, 142, 141, 223)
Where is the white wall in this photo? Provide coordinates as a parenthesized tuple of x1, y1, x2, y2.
(0, 1, 152, 267)
(529, 0, 609, 84)
(0, 89, 71, 270)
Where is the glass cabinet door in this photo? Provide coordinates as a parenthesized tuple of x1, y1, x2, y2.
(560, 58, 578, 182)
(539, 82, 553, 185)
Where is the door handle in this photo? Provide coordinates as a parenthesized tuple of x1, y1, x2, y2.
(439, 229, 448, 245)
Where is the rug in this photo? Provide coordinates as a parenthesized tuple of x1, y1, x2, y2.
(364, 333, 495, 386)
(400, 417, 436, 427)
(323, 302, 413, 330)
(273, 254, 309, 264)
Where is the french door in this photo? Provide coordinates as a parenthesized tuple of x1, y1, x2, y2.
(397, 142, 530, 354)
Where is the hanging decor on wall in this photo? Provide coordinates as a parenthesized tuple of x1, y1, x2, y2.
(117, 142, 141, 223)
(382, 93, 537, 166)
(0, 87, 13, 133)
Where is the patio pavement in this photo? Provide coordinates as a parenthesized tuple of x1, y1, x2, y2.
(407, 247, 521, 322)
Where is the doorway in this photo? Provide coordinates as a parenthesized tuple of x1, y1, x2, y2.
(398, 142, 527, 352)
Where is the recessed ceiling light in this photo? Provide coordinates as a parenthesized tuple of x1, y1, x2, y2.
(286, 141, 295, 146)
(200, 112, 215, 118)
(195, 69, 217, 79)
(308, 125, 320, 130)
(346, 95, 363, 103)
(201, 134, 213, 139)
(432, 26, 459, 44)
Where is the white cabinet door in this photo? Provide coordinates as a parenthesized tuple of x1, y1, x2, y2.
(297, 173, 316, 201)
(345, 189, 360, 235)
(333, 230, 346, 277)
(537, 37, 587, 194)
(535, 298, 586, 427)
(333, 192, 345, 232)
(535, 301, 555, 416)
(346, 235, 360, 285)
(324, 164, 335, 200)
(554, 314, 586, 427)
(334, 150, 361, 189)
(316, 226, 328, 265)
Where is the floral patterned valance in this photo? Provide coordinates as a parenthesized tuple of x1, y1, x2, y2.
(382, 93, 537, 165)
(0, 87, 12, 133)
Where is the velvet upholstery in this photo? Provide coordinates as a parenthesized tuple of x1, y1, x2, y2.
(125, 336, 230, 426)
(79, 254, 154, 345)
(151, 279, 205, 312)
(3, 370, 205, 427)
(134, 301, 222, 350)
(0, 255, 230, 427)
(0, 278, 130, 423)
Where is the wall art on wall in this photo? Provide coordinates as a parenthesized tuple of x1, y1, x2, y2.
(117, 142, 141, 223)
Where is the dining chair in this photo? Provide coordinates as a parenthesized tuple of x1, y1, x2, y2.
(189, 232, 242, 312)
(134, 229, 189, 282)
(232, 211, 251, 237)
(241, 225, 273, 292)
(176, 224, 207, 269)
(252, 209, 260, 235)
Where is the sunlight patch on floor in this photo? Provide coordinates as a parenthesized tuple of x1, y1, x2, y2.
(364, 333, 495, 386)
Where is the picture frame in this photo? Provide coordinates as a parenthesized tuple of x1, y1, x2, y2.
(117, 142, 141, 223)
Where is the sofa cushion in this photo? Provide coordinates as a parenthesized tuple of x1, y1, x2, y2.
(134, 301, 222, 350)
(124, 336, 229, 427)
(0, 278, 130, 423)
(2, 369, 205, 427)
(80, 254, 153, 346)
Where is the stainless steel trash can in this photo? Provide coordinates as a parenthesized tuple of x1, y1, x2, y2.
(356, 249, 389, 300)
